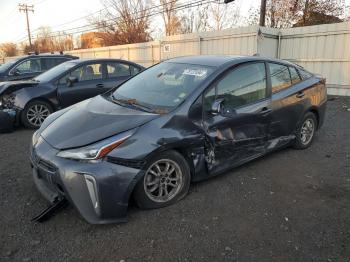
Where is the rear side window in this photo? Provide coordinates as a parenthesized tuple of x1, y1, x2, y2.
(107, 63, 131, 78)
(298, 68, 313, 80)
(42, 58, 71, 71)
(289, 67, 301, 85)
(130, 65, 141, 76)
(269, 63, 291, 93)
(212, 62, 267, 110)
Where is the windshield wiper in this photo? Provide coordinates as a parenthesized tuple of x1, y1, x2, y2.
(111, 95, 154, 113)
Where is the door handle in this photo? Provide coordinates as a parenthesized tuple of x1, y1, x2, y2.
(96, 83, 104, 88)
(260, 107, 272, 116)
(296, 91, 305, 98)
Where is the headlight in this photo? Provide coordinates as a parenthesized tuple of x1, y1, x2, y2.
(56, 130, 134, 160)
(32, 130, 40, 146)
(1, 94, 15, 108)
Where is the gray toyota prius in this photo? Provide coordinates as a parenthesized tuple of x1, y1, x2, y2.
(30, 55, 327, 224)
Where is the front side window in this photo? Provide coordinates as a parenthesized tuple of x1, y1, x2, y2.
(111, 62, 214, 112)
(204, 62, 267, 114)
(13, 58, 41, 74)
(59, 63, 103, 84)
(269, 63, 291, 93)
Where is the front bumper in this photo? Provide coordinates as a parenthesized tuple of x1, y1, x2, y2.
(30, 136, 143, 224)
(0, 109, 16, 132)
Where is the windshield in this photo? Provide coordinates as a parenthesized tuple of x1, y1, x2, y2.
(34, 61, 78, 82)
(0, 58, 21, 73)
(111, 62, 214, 113)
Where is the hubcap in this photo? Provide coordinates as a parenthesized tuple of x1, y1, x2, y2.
(144, 159, 183, 203)
(300, 118, 315, 145)
(27, 104, 50, 127)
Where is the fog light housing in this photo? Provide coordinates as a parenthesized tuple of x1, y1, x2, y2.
(83, 174, 100, 215)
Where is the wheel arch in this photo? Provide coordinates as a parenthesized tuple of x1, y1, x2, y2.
(127, 146, 197, 205)
(23, 97, 56, 112)
(307, 106, 320, 129)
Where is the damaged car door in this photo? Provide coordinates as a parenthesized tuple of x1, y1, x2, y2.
(57, 62, 104, 107)
(202, 62, 271, 175)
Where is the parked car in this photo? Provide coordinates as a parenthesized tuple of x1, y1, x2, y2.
(0, 58, 144, 128)
(30, 55, 327, 224)
(0, 53, 78, 82)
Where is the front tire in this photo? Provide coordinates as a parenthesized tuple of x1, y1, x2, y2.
(134, 150, 191, 209)
(21, 100, 53, 129)
(293, 112, 317, 149)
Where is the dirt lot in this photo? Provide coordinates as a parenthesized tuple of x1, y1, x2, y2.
(0, 96, 349, 262)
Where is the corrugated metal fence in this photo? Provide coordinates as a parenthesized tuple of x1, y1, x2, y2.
(3, 22, 350, 95)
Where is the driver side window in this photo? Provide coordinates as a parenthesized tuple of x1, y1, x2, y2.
(12, 58, 41, 74)
(59, 63, 103, 85)
(204, 62, 267, 116)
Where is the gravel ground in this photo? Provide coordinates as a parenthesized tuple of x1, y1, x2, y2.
(0, 96, 349, 262)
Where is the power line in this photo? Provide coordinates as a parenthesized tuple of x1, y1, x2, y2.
(27, 0, 216, 41)
(30, 0, 182, 35)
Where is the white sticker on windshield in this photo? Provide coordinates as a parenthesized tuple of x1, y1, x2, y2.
(183, 69, 207, 77)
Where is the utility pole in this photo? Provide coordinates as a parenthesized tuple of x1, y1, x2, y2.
(18, 4, 34, 48)
(259, 0, 267, 26)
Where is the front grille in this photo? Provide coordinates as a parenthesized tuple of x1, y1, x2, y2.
(106, 156, 146, 169)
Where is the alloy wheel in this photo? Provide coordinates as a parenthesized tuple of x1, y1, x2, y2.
(26, 104, 51, 127)
(144, 159, 184, 203)
(300, 118, 315, 145)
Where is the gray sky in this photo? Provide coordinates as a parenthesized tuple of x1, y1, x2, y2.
(0, 0, 348, 44)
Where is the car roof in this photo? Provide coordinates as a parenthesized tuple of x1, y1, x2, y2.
(25, 54, 76, 58)
(71, 58, 144, 68)
(164, 55, 300, 68)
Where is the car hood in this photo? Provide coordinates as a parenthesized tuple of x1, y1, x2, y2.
(41, 95, 159, 150)
(0, 80, 39, 96)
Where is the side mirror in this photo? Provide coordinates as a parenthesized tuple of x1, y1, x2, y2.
(67, 76, 78, 87)
(210, 98, 225, 115)
(10, 69, 20, 76)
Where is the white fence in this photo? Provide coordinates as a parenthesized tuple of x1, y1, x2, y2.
(3, 22, 350, 95)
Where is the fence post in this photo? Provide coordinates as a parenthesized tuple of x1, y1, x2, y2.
(159, 40, 162, 63)
(151, 44, 154, 65)
(198, 36, 201, 55)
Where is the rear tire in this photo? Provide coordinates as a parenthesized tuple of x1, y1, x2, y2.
(133, 150, 191, 209)
(293, 112, 317, 149)
(21, 100, 53, 129)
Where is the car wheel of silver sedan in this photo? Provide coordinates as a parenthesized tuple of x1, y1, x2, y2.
(134, 150, 191, 209)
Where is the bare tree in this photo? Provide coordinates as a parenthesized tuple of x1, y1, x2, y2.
(30, 27, 74, 53)
(0, 43, 18, 57)
(179, 4, 210, 34)
(262, 0, 346, 28)
(208, 2, 241, 31)
(89, 0, 152, 46)
(296, 0, 345, 26)
(159, 0, 183, 36)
